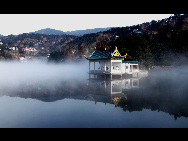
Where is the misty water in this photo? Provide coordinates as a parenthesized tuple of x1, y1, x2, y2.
(0, 60, 188, 128)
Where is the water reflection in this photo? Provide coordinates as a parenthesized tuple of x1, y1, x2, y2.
(0, 74, 188, 121)
(87, 76, 188, 120)
(86, 78, 139, 107)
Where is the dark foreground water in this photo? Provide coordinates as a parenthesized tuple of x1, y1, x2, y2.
(0, 64, 188, 128)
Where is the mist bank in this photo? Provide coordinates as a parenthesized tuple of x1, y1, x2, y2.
(0, 59, 188, 90)
(142, 65, 188, 96)
(0, 60, 89, 88)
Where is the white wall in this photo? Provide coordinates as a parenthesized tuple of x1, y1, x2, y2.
(111, 60, 122, 74)
(89, 60, 139, 74)
(124, 63, 139, 74)
(122, 63, 126, 73)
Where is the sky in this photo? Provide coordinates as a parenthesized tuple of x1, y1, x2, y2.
(0, 14, 173, 36)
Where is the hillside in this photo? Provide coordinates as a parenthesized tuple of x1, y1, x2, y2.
(0, 14, 187, 68)
(0, 33, 76, 60)
(60, 14, 188, 67)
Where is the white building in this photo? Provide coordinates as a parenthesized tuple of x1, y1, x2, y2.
(85, 47, 139, 79)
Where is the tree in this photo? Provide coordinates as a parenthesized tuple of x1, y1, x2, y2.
(112, 35, 153, 68)
(79, 45, 86, 55)
(96, 41, 110, 51)
(49, 51, 65, 62)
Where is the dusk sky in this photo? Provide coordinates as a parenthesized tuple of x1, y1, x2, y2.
(0, 14, 173, 36)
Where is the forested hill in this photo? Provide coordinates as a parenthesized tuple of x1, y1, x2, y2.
(65, 14, 188, 67)
(0, 14, 188, 68)
(52, 14, 188, 67)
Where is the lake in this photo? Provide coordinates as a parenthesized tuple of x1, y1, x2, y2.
(0, 62, 188, 128)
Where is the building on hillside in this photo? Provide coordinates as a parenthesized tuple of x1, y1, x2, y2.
(85, 47, 139, 79)
(9, 47, 18, 51)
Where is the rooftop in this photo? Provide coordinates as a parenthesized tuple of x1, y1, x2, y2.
(85, 47, 125, 60)
(85, 50, 111, 60)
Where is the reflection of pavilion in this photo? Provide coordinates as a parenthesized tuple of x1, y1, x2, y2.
(88, 78, 139, 95)
(87, 78, 140, 106)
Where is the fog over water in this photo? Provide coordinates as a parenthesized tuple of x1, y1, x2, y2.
(0, 59, 187, 88)
(0, 60, 89, 88)
(0, 60, 188, 127)
(0, 60, 188, 100)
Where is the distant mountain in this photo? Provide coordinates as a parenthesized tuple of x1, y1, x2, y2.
(30, 28, 66, 35)
(30, 27, 112, 36)
(65, 27, 112, 36)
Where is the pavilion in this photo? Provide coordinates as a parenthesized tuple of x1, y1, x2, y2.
(85, 47, 139, 79)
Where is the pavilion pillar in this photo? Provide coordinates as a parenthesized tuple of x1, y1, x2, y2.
(104, 61, 106, 72)
(138, 64, 139, 71)
(131, 65, 133, 72)
(110, 60, 111, 72)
